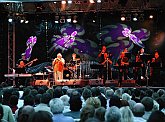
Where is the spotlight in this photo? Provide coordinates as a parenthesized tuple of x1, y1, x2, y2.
(73, 20, 77, 23)
(67, 18, 71, 23)
(8, 18, 13, 23)
(93, 20, 96, 23)
(133, 13, 138, 21)
(55, 20, 59, 23)
(73, 15, 77, 23)
(20, 19, 24, 23)
(133, 17, 137, 21)
(60, 19, 65, 23)
(89, 0, 95, 4)
(68, 0, 72, 4)
(97, 0, 101, 3)
(25, 20, 29, 23)
(121, 14, 126, 21)
(149, 15, 153, 19)
(121, 17, 125, 21)
(61, 0, 66, 4)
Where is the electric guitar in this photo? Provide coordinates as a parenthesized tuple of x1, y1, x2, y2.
(18, 58, 38, 68)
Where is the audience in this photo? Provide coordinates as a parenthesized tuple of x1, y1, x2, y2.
(1, 84, 165, 122)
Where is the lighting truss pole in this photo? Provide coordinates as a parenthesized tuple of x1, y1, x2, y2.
(7, 19, 15, 74)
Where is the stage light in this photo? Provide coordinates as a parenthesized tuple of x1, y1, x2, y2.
(121, 14, 126, 21)
(149, 15, 153, 19)
(67, 18, 71, 23)
(73, 20, 77, 23)
(8, 18, 13, 23)
(89, 0, 95, 4)
(55, 20, 59, 23)
(93, 20, 96, 23)
(97, 0, 101, 3)
(68, 0, 72, 4)
(61, 0, 66, 4)
(121, 16, 125, 21)
(20, 19, 24, 23)
(73, 15, 77, 23)
(133, 13, 138, 21)
(25, 20, 29, 23)
(133, 17, 137, 21)
(54, 2, 57, 4)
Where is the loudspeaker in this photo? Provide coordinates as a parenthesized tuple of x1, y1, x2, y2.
(35, 80, 49, 86)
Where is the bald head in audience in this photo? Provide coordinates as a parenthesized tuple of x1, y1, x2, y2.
(133, 103, 145, 117)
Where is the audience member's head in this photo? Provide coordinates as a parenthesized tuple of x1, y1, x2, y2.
(18, 105, 35, 122)
(94, 107, 106, 122)
(82, 88, 92, 101)
(49, 98, 64, 114)
(46, 88, 54, 98)
(86, 97, 101, 109)
(120, 106, 134, 122)
(91, 87, 101, 97)
(114, 88, 123, 98)
(60, 95, 70, 106)
(105, 106, 121, 122)
(34, 94, 42, 105)
(128, 100, 136, 111)
(122, 93, 131, 101)
(105, 89, 114, 99)
(156, 97, 164, 110)
(69, 91, 82, 111)
(157, 89, 165, 97)
(120, 100, 129, 107)
(9, 95, 18, 106)
(133, 103, 145, 117)
(40, 93, 51, 105)
(80, 105, 95, 122)
(147, 110, 165, 122)
(54, 86, 63, 98)
(141, 97, 153, 112)
(29, 111, 53, 122)
(109, 95, 121, 108)
(23, 94, 34, 106)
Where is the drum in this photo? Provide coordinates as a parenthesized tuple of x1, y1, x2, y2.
(63, 70, 72, 79)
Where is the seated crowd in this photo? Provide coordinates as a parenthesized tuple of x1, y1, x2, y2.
(0, 84, 165, 122)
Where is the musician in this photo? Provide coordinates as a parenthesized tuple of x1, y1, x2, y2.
(98, 46, 112, 84)
(117, 51, 129, 86)
(16, 53, 33, 86)
(69, 53, 80, 78)
(150, 51, 162, 83)
(52, 53, 65, 81)
(16, 53, 28, 73)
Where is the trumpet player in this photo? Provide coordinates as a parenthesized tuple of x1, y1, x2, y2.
(52, 53, 65, 81)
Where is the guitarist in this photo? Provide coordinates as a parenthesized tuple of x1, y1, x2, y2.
(16, 53, 36, 73)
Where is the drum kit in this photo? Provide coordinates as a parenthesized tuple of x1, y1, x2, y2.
(64, 59, 99, 79)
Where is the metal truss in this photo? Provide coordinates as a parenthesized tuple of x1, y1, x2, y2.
(7, 20, 15, 74)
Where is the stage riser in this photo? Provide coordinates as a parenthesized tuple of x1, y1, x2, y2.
(55, 79, 103, 86)
(105, 80, 136, 87)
